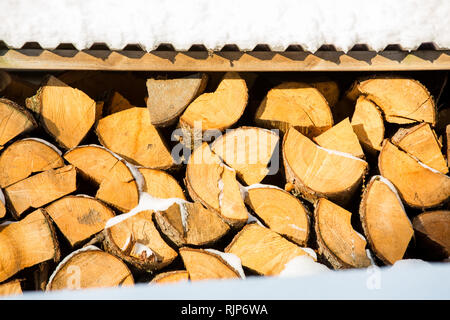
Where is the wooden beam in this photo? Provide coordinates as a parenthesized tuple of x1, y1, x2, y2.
(0, 49, 449, 71)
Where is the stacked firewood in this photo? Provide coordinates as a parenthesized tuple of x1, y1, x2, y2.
(0, 70, 448, 296)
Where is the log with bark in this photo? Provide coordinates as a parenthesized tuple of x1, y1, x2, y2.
(255, 82, 333, 136)
(25, 76, 97, 149)
(150, 270, 189, 284)
(46, 246, 134, 291)
(178, 72, 248, 148)
(283, 126, 368, 205)
(0, 98, 37, 148)
(0, 209, 60, 282)
(359, 176, 414, 264)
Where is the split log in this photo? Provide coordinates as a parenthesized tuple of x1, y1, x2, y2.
(178, 72, 248, 147)
(103, 210, 178, 272)
(210, 126, 279, 185)
(447, 125, 450, 167)
(138, 167, 185, 199)
(378, 140, 450, 209)
(150, 270, 189, 284)
(0, 279, 23, 297)
(314, 198, 371, 269)
(4, 165, 77, 218)
(313, 117, 365, 158)
(45, 195, 115, 247)
(104, 91, 134, 115)
(95, 101, 104, 122)
(351, 96, 385, 153)
(310, 80, 340, 107)
(46, 246, 134, 291)
(96, 107, 175, 169)
(359, 176, 414, 264)
(64, 145, 140, 212)
(185, 142, 248, 227)
(413, 210, 450, 260)
(351, 78, 436, 125)
(154, 201, 230, 247)
(255, 82, 333, 136)
(391, 123, 448, 174)
(0, 138, 63, 188)
(225, 223, 316, 276)
(25, 76, 96, 149)
(147, 73, 208, 127)
(243, 185, 310, 246)
(179, 247, 244, 281)
(283, 127, 368, 204)
(0, 209, 60, 282)
(0, 98, 37, 148)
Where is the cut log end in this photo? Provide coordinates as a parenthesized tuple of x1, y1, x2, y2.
(150, 270, 189, 284)
(315, 198, 371, 269)
(360, 176, 414, 265)
(0, 98, 37, 147)
(46, 247, 134, 291)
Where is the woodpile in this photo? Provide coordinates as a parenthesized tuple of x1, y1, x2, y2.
(0, 70, 448, 296)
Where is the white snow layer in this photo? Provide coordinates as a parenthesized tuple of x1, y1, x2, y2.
(0, 0, 449, 52)
(279, 255, 330, 278)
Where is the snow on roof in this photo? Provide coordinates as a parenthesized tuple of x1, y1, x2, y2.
(0, 0, 449, 52)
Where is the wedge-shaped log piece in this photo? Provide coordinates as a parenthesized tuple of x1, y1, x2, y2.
(45, 195, 115, 247)
(283, 127, 368, 204)
(65, 145, 140, 212)
(378, 140, 450, 209)
(104, 210, 178, 272)
(179, 248, 244, 281)
(155, 202, 230, 247)
(0, 279, 22, 297)
(310, 80, 340, 108)
(315, 198, 371, 269)
(0, 209, 60, 282)
(391, 123, 448, 174)
(46, 246, 133, 291)
(104, 91, 134, 115)
(147, 73, 208, 127)
(96, 107, 174, 169)
(0, 138, 63, 188)
(179, 72, 248, 146)
(351, 96, 384, 153)
(150, 270, 189, 284)
(255, 82, 333, 136)
(64, 144, 120, 185)
(413, 210, 450, 260)
(0, 98, 36, 148)
(360, 176, 414, 265)
(25, 76, 96, 149)
(186, 143, 248, 227)
(313, 118, 364, 158)
(210, 127, 279, 185)
(138, 168, 185, 200)
(225, 224, 315, 276)
(4, 165, 77, 218)
(244, 185, 309, 246)
(356, 78, 436, 125)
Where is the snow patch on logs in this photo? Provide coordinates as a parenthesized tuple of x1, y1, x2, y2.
(316, 145, 367, 163)
(104, 192, 188, 230)
(205, 249, 246, 279)
(279, 255, 329, 278)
